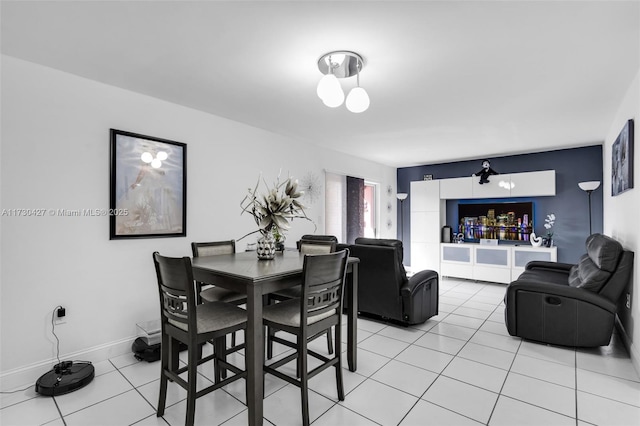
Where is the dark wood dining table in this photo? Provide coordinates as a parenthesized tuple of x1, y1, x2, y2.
(191, 250, 359, 426)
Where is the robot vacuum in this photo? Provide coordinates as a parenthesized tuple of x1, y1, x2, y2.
(35, 361, 95, 396)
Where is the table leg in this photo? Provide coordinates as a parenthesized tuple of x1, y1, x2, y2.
(246, 286, 264, 426)
(347, 262, 358, 372)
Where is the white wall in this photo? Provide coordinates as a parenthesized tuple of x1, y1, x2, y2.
(0, 56, 397, 388)
(603, 69, 640, 374)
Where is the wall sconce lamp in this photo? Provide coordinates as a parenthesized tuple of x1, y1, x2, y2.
(578, 180, 601, 235)
(317, 51, 370, 113)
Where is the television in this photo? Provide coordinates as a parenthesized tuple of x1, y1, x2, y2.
(457, 201, 533, 242)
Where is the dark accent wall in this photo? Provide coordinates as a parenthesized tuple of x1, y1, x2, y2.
(398, 146, 603, 265)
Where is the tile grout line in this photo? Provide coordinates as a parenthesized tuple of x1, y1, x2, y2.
(395, 282, 480, 426)
(397, 281, 495, 425)
(51, 395, 67, 426)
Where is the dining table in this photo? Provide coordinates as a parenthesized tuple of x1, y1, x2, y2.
(191, 249, 359, 426)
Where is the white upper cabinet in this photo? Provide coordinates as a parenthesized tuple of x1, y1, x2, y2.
(440, 177, 473, 199)
(509, 170, 556, 197)
(437, 170, 556, 199)
(410, 180, 440, 211)
(471, 173, 512, 198)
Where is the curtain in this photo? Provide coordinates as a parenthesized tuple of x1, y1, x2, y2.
(325, 172, 364, 244)
(346, 176, 365, 244)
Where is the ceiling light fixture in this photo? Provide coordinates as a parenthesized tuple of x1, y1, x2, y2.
(317, 51, 370, 113)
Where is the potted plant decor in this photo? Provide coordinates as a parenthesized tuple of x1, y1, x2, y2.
(240, 172, 314, 259)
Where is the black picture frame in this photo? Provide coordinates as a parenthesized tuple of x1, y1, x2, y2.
(109, 129, 187, 239)
(611, 119, 634, 196)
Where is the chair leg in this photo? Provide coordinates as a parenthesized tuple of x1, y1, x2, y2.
(334, 328, 344, 401)
(267, 326, 276, 359)
(214, 337, 227, 381)
(186, 343, 198, 426)
(266, 295, 278, 360)
(299, 336, 310, 426)
(325, 327, 334, 354)
(157, 334, 170, 417)
(169, 336, 180, 375)
(195, 342, 204, 361)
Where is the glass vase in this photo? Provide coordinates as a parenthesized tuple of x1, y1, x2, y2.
(256, 231, 276, 260)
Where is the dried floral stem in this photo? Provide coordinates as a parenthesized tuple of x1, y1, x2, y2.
(238, 172, 316, 241)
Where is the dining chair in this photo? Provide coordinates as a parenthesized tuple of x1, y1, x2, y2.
(192, 240, 247, 352)
(152, 252, 247, 426)
(191, 240, 246, 304)
(266, 238, 337, 359)
(262, 249, 349, 426)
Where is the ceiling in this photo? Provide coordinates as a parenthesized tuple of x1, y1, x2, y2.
(2, 1, 639, 167)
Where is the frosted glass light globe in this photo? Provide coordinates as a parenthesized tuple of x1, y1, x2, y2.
(346, 87, 370, 113)
(156, 151, 168, 161)
(151, 158, 162, 169)
(322, 85, 345, 108)
(317, 74, 343, 103)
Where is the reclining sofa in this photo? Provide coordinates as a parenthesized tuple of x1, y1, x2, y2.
(504, 233, 633, 347)
(337, 238, 438, 325)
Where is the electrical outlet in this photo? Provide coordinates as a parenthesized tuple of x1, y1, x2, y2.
(626, 293, 631, 309)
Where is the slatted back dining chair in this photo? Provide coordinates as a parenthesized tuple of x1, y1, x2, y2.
(191, 240, 246, 304)
(298, 238, 337, 255)
(266, 238, 337, 359)
(263, 249, 350, 426)
(153, 252, 247, 426)
(295, 234, 339, 250)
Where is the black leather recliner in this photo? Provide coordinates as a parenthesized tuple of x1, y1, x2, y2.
(337, 238, 438, 325)
(504, 233, 634, 347)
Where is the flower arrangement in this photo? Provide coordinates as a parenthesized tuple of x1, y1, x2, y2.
(544, 213, 555, 237)
(543, 213, 556, 247)
(240, 172, 314, 241)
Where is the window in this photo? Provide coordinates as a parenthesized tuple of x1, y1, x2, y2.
(325, 172, 378, 242)
(363, 182, 377, 238)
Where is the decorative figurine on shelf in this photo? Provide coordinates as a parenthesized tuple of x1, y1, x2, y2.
(473, 159, 499, 184)
(530, 232, 544, 247)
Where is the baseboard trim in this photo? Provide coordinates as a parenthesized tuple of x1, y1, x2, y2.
(615, 317, 640, 378)
(0, 337, 135, 391)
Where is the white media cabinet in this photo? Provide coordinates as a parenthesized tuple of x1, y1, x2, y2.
(410, 170, 556, 284)
(440, 243, 557, 284)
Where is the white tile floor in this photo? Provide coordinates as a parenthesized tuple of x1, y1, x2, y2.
(2, 277, 640, 426)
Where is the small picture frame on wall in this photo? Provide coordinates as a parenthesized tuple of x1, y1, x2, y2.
(109, 129, 187, 239)
(423, 174, 433, 181)
(611, 119, 634, 196)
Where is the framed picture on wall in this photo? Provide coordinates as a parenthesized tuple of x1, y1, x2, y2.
(611, 119, 634, 196)
(109, 129, 187, 239)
